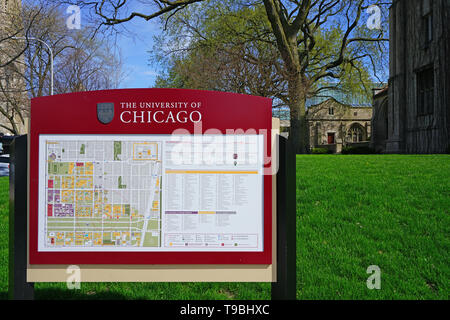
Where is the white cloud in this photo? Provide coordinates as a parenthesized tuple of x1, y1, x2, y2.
(141, 70, 160, 77)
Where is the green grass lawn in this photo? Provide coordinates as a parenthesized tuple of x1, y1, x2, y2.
(296, 155, 449, 299)
(0, 155, 449, 299)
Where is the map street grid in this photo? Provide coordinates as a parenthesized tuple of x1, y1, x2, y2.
(44, 139, 162, 249)
(38, 134, 264, 252)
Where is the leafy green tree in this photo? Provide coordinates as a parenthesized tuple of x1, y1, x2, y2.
(262, 0, 388, 153)
(154, 1, 378, 109)
(68, 0, 389, 153)
(154, 2, 287, 106)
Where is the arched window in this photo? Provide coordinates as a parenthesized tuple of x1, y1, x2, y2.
(347, 124, 365, 143)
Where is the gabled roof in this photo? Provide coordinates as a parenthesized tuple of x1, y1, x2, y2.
(373, 85, 388, 97)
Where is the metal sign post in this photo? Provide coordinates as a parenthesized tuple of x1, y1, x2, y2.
(8, 135, 34, 300)
(271, 136, 297, 300)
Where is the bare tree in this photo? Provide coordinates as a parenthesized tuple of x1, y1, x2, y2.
(64, 0, 204, 27)
(54, 30, 124, 93)
(0, 1, 124, 134)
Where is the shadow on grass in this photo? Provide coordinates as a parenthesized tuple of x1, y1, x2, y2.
(2, 288, 150, 300)
(35, 288, 127, 300)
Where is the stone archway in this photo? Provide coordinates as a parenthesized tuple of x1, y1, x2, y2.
(346, 123, 366, 143)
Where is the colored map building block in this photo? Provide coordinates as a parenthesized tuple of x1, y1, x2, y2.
(47, 204, 53, 217)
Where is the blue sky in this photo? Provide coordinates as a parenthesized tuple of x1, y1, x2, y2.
(34, 0, 164, 88)
(64, 0, 164, 89)
(109, 10, 163, 88)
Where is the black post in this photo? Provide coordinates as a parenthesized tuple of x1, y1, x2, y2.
(271, 136, 296, 300)
(8, 135, 34, 300)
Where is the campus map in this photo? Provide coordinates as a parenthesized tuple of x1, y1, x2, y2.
(39, 135, 264, 252)
(44, 139, 162, 249)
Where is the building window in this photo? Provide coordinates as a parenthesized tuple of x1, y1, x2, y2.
(385, 112, 389, 141)
(354, 112, 358, 116)
(422, 0, 433, 46)
(328, 107, 334, 115)
(423, 13, 433, 46)
(347, 124, 365, 143)
(417, 67, 434, 116)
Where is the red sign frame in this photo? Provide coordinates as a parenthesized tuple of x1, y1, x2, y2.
(29, 89, 272, 264)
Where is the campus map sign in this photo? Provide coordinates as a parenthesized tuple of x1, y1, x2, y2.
(29, 89, 272, 264)
(39, 134, 264, 252)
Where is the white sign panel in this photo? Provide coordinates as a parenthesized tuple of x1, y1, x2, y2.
(38, 134, 264, 252)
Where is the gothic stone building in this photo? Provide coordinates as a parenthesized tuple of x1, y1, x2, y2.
(0, 0, 28, 135)
(372, 0, 450, 153)
(371, 86, 389, 152)
(307, 99, 372, 153)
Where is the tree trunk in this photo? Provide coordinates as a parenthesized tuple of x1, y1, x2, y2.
(288, 77, 309, 154)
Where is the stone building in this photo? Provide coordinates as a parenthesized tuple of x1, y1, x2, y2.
(372, 0, 450, 153)
(371, 86, 389, 153)
(306, 99, 372, 153)
(0, 0, 28, 135)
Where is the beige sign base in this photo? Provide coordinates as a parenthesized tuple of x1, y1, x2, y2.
(27, 264, 274, 283)
(27, 119, 280, 283)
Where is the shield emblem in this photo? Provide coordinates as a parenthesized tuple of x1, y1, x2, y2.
(97, 103, 114, 124)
